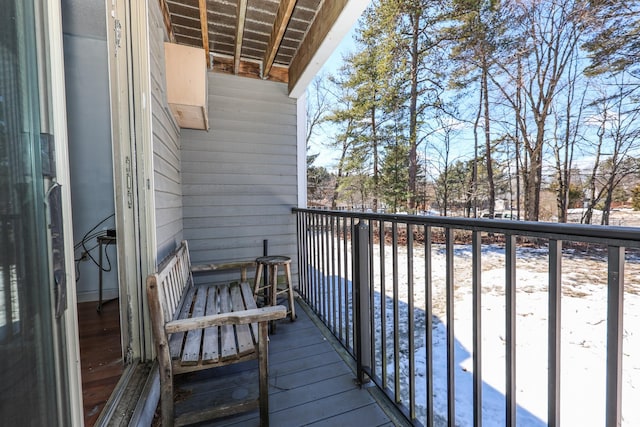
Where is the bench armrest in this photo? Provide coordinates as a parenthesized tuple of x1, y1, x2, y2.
(164, 305, 286, 334)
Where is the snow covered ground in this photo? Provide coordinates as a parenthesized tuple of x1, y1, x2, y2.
(318, 239, 640, 426)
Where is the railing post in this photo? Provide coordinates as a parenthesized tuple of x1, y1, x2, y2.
(354, 220, 371, 385)
(606, 245, 624, 427)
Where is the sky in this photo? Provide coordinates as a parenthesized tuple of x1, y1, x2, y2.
(305, 9, 640, 178)
(307, 25, 481, 172)
(306, 26, 357, 170)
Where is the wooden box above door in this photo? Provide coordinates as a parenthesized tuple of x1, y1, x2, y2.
(164, 42, 209, 130)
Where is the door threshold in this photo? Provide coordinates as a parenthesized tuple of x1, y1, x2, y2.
(93, 360, 156, 426)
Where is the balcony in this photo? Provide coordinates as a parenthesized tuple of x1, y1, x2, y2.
(292, 208, 640, 426)
(161, 209, 639, 426)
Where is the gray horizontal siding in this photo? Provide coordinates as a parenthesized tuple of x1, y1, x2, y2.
(150, 0, 182, 262)
(182, 73, 298, 276)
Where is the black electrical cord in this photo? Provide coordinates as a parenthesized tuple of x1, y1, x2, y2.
(74, 213, 115, 281)
(74, 213, 114, 250)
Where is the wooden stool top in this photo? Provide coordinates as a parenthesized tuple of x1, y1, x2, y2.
(255, 255, 291, 265)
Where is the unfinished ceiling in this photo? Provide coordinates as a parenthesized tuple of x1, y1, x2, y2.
(161, 0, 343, 89)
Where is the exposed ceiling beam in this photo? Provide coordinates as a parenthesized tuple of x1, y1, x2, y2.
(288, 0, 369, 98)
(262, 0, 298, 78)
(159, 0, 176, 42)
(234, 0, 248, 74)
(198, 0, 210, 68)
(212, 54, 289, 83)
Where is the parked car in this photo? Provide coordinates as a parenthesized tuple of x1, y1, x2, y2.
(496, 211, 519, 220)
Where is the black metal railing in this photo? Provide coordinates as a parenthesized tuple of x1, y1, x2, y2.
(294, 208, 640, 427)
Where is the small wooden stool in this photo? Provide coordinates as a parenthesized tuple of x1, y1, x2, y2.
(253, 255, 296, 322)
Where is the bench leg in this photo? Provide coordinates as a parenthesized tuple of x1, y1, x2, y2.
(160, 377, 174, 427)
(284, 262, 295, 321)
(258, 321, 269, 427)
(253, 262, 264, 298)
(148, 277, 175, 426)
(269, 265, 278, 334)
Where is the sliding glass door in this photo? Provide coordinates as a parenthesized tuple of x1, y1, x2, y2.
(0, 1, 71, 424)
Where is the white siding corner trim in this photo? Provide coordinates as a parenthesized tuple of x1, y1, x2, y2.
(297, 92, 307, 208)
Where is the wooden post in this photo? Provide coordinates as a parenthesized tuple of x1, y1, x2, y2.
(146, 275, 175, 426)
(258, 321, 270, 427)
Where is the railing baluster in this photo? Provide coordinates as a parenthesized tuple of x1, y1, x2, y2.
(445, 228, 455, 426)
(606, 245, 624, 427)
(505, 234, 516, 427)
(369, 219, 376, 378)
(393, 222, 400, 403)
(318, 213, 323, 319)
(338, 216, 343, 343)
(548, 239, 562, 427)
(380, 220, 387, 389)
(318, 214, 324, 320)
(302, 212, 309, 299)
(330, 215, 336, 334)
(425, 224, 434, 427)
(325, 214, 331, 326)
(309, 214, 319, 313)
(306, 213, 313, 304)
(346, 217, 353, 352)
(472, 230, 482, 427)
(408, 224, 416, 421)
(321, 214, 327, 322)
(295, 213, 302, 298)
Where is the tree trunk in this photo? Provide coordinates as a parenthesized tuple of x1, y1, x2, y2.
(482, 57, 495, 217)
(407, 10, 420, 211)
(371, 104, 379, 212)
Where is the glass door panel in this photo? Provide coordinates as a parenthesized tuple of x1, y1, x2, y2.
(0, 0, 69, 424)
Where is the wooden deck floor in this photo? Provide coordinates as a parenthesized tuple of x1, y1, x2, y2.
(172, 299, 407, 427)
(78, 299, 123, 426)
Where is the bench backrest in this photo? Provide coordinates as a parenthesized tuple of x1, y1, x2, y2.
(150, 240, 193, 324)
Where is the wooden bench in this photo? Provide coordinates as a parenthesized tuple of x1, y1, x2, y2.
(146, 241, 286, 426)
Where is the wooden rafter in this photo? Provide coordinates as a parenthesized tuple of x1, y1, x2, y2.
(212, 54, 289, 83)
(262, 0, 297, 78)
(159, 0, 176, 42)
(234, 0, 248, 74)
(198, 0, 210, 68)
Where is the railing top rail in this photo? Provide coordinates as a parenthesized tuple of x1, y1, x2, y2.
(293, 208, 640, 248)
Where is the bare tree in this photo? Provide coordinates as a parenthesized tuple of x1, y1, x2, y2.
(306, 74, 331, 147)
(592, 73, 640, 224)
(551, 47, 589, 223)
(489, 0, 591, 220)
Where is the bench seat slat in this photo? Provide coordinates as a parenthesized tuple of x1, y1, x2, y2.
(230, 284, 255, 357)
(169, 285, 195, 359)
(219, 285, 237, 360)
(240, 282, 258, 340)
(202, 286, 220, 363)
(181, 286, 208, 365)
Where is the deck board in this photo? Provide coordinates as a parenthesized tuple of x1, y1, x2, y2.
(78, 299, 123, 426)
(173, 299, 407, 426)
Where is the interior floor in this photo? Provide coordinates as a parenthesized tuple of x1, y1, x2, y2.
(78, 298, 122, 426)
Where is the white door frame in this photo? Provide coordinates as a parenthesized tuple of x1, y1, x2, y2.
(41, 1, 83, 424)
(105, 0, 156, 362)
(128, 0, 157, 360)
